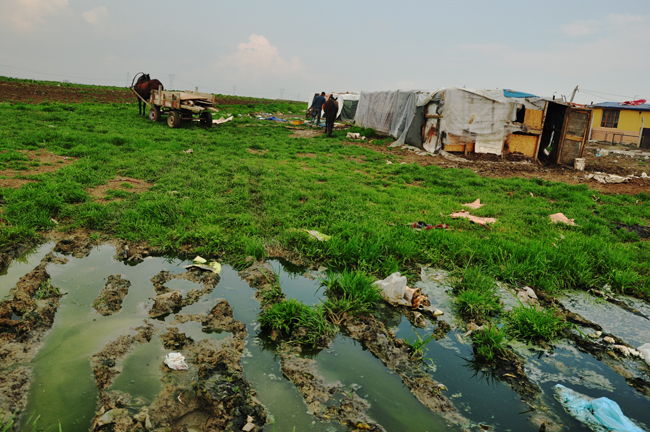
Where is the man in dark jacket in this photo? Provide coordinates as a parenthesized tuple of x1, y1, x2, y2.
(310, 92, 326, 126)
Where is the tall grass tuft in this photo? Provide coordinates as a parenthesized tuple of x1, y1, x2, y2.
(472, 323, 508, 363)
(505, 304, 568, 342)
(320, 270, 381, 319)
(258, 298, 336, 346)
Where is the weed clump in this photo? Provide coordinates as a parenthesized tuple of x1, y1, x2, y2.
(320, 270, 381, 321)
(472, 323, 508, 363)
(34, 279, 60, 299)
(258, 298, 336, 346)
(452, 267, 502, 322)
(505, 305, 568, 342)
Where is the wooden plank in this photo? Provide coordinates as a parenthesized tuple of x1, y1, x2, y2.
(505, 134, 538, 157)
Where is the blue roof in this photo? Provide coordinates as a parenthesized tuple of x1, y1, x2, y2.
(503, 89, 538, 98)
(591, 102, 650, 111)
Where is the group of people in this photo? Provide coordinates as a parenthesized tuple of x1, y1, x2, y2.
(309, 92, 338, 137)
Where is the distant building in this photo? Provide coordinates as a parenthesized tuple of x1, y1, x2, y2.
(589, 102, 650, 148)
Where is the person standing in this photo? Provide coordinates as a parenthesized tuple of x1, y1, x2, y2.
(310, 92, 326, 126)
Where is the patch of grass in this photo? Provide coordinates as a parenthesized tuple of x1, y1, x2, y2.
(121, 182, 134, 189)
(320, 270, 381, 319)
(452, 267, 501, 322)
(104, 189, 129, 200)
(472, 323, 508, 363)
(505, 304, 568, 342)
(404, 329, 436, 365)
(0, 149, 29, 163)
(257, 298, 336, 346)
(35, 279, 60, 299)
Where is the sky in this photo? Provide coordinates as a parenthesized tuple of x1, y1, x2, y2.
(1, 0, 649, 104)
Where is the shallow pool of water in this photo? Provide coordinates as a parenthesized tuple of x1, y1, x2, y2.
(6, 245, 650, 432)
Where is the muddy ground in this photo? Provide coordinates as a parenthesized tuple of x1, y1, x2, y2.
(0, 80, 292, 106)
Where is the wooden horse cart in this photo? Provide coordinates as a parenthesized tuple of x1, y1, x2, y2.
(130, 86, 219, 128)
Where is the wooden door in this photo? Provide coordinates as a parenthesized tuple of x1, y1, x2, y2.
(556, 107, 592, 165)
(641, 128, 650, 149)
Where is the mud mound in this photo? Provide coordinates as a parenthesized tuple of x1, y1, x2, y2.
(54, 236, 97, 258)
(174, 299, 247, 338)
(92, 275, 131, 316)
(148, 269, 221, 319)
(281, 353, 386, 431)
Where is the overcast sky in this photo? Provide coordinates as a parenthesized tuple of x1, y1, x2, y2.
(1, 0, 649, 104)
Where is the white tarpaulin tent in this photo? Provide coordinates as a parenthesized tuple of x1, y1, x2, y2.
(354, 88, 547, 155)
(307, 92, 360, 120)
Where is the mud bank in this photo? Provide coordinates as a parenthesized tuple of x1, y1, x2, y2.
(0, 255, 64, 418)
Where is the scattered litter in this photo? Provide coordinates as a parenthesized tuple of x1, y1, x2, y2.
(574, 158, 586, 171)
(613, 345, 642, 358)
(410, 221, 450, 231)
(440, 150, 470, 163)
(386, 160, 393, 165)
(585, 172, 632, 184)
(164, 352, 188, 370)
(637, 343, 650, 365)
(373, 272, 443, 315)
(184, 259, 222, 274)
(449, 210, 496, 226)
(549, 213, 575, 226)
(213, 115, 234, 125)
(264, 116, 286, 122)
(554, 384, 644, 432)
(346, 132, 367, 140)
(289, 228, 331, 242)
(181, 149, 193, 154)
(462, 199, 484, 209)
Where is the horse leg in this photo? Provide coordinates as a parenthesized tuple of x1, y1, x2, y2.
(138, 99, 142, 115)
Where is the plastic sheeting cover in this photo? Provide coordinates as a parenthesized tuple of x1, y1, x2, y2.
(307, 92, 359, 120)
(554, 384, 644, 432)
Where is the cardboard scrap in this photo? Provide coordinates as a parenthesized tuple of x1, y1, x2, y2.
(462, 199, 484, 209)
(549, 213, 575, 226)
(449, 210, 496, 226)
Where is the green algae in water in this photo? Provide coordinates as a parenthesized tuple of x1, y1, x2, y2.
(0, 242, 55, 299)
(110, 336, 164, 403)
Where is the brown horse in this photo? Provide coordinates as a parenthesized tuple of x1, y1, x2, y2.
(323, 95, 339, 137)
(132, 73, 163, 116)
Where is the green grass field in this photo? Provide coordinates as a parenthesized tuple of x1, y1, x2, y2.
(1, 82, 649, 301)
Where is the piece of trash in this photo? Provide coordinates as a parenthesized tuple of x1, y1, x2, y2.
(193, 256, 207, 264)
(585, 172, 632, 184)
(554, 384, 644, 432)
(410, 221, 449, 231)
(386, 160, 393, 165)
(503, 373, 517, 378)
(637, 343, 650, 365)
(549, 213, 576, 226)
(449, 210, 496, 226)
(265, 116, 286, 122)
(182, 149, 193, 154)
(373, 272, 442, 316)
(347, 132, 361, 139)
(603, 336, 615, 344)
(213, 116, 234, 125)
(462, 199, 484, 209)
(51, 218, 59, 225)
(184, 260, 221, 274)
(574, 158, 586, 171)
(164, 353, 188, 370)
(529, 192, 534, 198)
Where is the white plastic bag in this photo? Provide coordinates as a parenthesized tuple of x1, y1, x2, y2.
(637, 343, 650, 365)
(373, 272, 410, 306)
(164, 353, 188, 370)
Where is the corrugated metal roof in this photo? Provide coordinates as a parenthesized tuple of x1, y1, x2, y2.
(590, 102, 650, 111)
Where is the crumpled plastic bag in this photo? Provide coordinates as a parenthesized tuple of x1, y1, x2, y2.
(638, 343, 650, 365)
(164, 352, 188, 371)
(554, 384, 644, 432)
(373, 272, 411, 306)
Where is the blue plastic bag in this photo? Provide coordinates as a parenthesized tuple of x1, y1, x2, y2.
(554, 384, 644, 432)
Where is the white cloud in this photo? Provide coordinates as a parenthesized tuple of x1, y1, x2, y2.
(561, 20, 599, 37)
(0, 0, 69, 31)
(221, 34, 303, 75)
(83, 6, 108, 26)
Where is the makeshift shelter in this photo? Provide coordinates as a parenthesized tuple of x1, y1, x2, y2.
(354, 88, 592, 165)
(307, 92, 360, 121)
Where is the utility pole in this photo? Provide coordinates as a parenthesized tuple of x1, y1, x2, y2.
(569, 85, 579, 104)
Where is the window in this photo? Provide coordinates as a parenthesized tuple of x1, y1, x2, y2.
(601, 109, 619, 128)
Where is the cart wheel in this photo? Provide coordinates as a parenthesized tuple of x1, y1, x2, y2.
(149, 106, 161, 122)
(168, 110, 181, 128)
(200, 111, 213, 127)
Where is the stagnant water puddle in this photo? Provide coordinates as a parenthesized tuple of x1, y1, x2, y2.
(2, 244, 650, 431)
